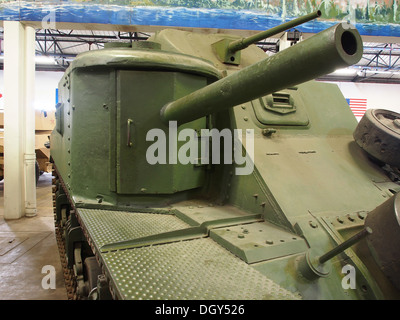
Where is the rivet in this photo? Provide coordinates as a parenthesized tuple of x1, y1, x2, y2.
(266, 240, 274, 245)
(238, 234, 245, 239)
(357, 212, 366, 220)
(309, 221, 318, 228)
(244, 116, 248, 121)
(337, 217, 344, 223)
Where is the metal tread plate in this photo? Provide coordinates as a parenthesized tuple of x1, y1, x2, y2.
(77, 208, 190, 252)
(102, 238, 301, 300)
(77, 208, 301, 300)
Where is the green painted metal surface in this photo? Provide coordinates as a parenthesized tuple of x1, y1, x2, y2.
(51, 17, 400, 300)
(77, 208, 301, 300)
(102, 238, 301, 300)
(116, 70, 207, 194)
(160, 23, 362, 125)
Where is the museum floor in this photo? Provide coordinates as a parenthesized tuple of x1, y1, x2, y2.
(0, 172, 68, 300)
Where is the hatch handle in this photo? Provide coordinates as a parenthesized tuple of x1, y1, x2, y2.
(127, 118, 133, 147)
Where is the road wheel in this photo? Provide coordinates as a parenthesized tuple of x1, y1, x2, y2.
(353, 109, 400, 167)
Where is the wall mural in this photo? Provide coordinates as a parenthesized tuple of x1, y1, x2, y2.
(0, 0, 399, 37)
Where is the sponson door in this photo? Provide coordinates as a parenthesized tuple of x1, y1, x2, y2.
(115, 70, 207, 195)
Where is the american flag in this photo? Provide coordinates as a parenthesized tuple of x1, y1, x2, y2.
(346, 98, 367, 117)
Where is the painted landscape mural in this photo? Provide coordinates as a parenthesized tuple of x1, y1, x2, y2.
(0, 0, 399, 36)
(141, 0, 400, 23)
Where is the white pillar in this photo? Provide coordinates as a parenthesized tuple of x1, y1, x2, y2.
(3, 22, 37, 219)
(24, 26, 37, 217)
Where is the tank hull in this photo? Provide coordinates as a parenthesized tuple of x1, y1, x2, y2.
(50, 25, 400, 300)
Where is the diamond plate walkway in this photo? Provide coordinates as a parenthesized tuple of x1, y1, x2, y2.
(77, 208, 301, 300)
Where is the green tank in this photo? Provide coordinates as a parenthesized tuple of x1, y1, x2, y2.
(51, 12, 400, 301)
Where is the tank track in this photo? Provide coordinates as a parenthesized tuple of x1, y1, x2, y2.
(52, 168, 78, 300)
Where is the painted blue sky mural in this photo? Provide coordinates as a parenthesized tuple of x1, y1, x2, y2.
(0, 0, 399, 37)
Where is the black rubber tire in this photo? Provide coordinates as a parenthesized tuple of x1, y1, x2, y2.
(353, 109, 400, 167)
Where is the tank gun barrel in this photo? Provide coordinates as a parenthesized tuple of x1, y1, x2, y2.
(160, 22, 363, 125)
(227, 10, 321, 54)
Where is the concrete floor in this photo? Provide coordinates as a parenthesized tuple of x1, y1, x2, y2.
(0, 172, 67, 300)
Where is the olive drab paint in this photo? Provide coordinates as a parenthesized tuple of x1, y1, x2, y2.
(50, 13, 400, 300)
